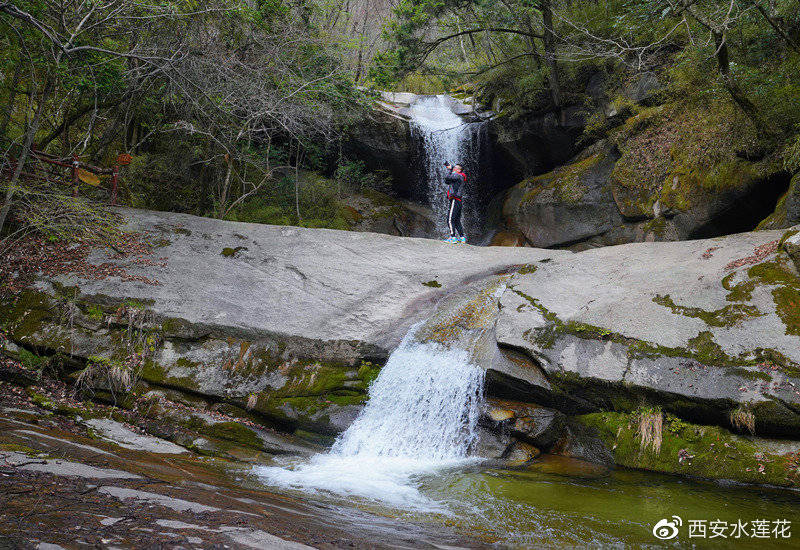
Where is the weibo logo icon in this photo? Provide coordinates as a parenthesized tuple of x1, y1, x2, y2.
(652, 516, 682, 540)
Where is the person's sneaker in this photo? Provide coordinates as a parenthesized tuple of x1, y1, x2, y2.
(458, 236, 466, 244)
(443, 236, 455, 243)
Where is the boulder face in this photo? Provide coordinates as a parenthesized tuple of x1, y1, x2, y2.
(495, 226, 800, 437)
(760, 172, 800, 230)
(502, 144, 623, 248)
(500, 100, 794, 249)
(341, 190, 438, 238)
(2, 208, 800, 485)
(344, 108, 414, 197)
(488, 107, 585, 186)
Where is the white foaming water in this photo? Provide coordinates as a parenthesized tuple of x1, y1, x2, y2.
(407, 96, 471, 236)
(255, 329, 485, 509)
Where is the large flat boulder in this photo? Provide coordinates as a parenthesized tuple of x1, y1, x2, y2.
(496, 228, 800, 435)
(0, 208, 557, 433)
(3, 208, 799, 445)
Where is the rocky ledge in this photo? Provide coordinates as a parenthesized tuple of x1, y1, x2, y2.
(2, 208, 799, 487)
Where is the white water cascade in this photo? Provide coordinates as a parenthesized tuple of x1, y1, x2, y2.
(255, 327, 485, 509)
(407, 96, 485, 238)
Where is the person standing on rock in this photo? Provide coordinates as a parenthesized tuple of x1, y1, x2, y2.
(444, 162, 466, 244)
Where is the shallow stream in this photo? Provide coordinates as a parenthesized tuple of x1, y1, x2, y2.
(251, 327, 800, 548)
(251, 453, 800, 548)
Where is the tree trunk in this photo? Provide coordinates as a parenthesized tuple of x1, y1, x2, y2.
(294, 146, 302, 224)
(0, 74, 55, 234)
(712, 31, 765, 131)
(0, 60, 23, 138)
(541, 0, 563, 121)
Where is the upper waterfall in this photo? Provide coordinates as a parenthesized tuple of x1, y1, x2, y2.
(407, 95, 489, 240)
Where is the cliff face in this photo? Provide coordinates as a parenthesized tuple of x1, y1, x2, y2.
(2, 208, 800, 485)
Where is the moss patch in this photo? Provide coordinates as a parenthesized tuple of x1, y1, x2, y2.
(577, 411, 798, 487)
(520, 153, 604, 206)
(748, 257, 800, 336)
(221, 246, 247, 258)
(202, 421, 262, 449)
(610, 102, 774, 218)
(721, 273, 755, 302)
(652, 294, 763, 327)
(513, 287, 800, 375)
(0, 290, 54, 341)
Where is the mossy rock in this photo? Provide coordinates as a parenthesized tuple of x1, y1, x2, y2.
(250, 393, 366, 434)
(610, 102, 776, 222)
(517, 153, 605, 207)
(0, 290, 55, 342)
(577, 411, 799, 487)
(202, 421, 262, 450)
(747, 256, 800, 337)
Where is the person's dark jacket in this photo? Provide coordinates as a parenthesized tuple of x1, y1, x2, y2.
(445, 169, 466, 201)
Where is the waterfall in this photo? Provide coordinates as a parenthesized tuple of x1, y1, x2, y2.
(407, 96, 488, 239)
(255, 327, 485, 509)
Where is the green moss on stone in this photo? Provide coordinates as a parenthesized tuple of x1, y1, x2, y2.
(652, 294, 762, 327)
(140, 358, 201, 392)
(0, 290, 53, 340)
(772, 286, 800, 336)
(357, 361, 381, 387)
(514, 286, 799, 374)
(17, 349, 45, 372)
(221, 246, 247, 257)
(422, 280, 442, 288)
(748, 258, 800, 336)
(521, 153, 603, 206)
(577, 411, 797, 487)
(26, 389, 89, 418)
(203, 421, 262, 449)
(779, 229, 799, 249)
(725, 367, 771, 382)
(748, 259, 800, 287)
(721, 273, 755, 302)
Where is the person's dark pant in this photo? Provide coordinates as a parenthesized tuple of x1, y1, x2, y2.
(448, 199, 464, 237)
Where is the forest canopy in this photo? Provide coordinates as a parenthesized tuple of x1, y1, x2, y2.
(1, 0, 799, 248)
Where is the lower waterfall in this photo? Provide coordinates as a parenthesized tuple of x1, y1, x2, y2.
(255, 327, 485, 509)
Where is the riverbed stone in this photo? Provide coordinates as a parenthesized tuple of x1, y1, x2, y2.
(84, 418, 188, 454)
(549, 420, 614, 467)
(578, 410, 800, 487)
(503, 441, 541, 466)
(481, 399, 566, 450)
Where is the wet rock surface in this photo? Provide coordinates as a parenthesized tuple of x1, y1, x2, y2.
(483, 399, 567, 450)
(0, 395, 484, 549)
(0, 208, 557, 435)
(2, 208, 800, 488)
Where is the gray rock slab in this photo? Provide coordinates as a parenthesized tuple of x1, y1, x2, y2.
(499, 229, 797, 360)
(98, 486, 221, 513)
(47, 208, 562, 357)
(84, 418, 187, 454)
(0, 451, 139, 479)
